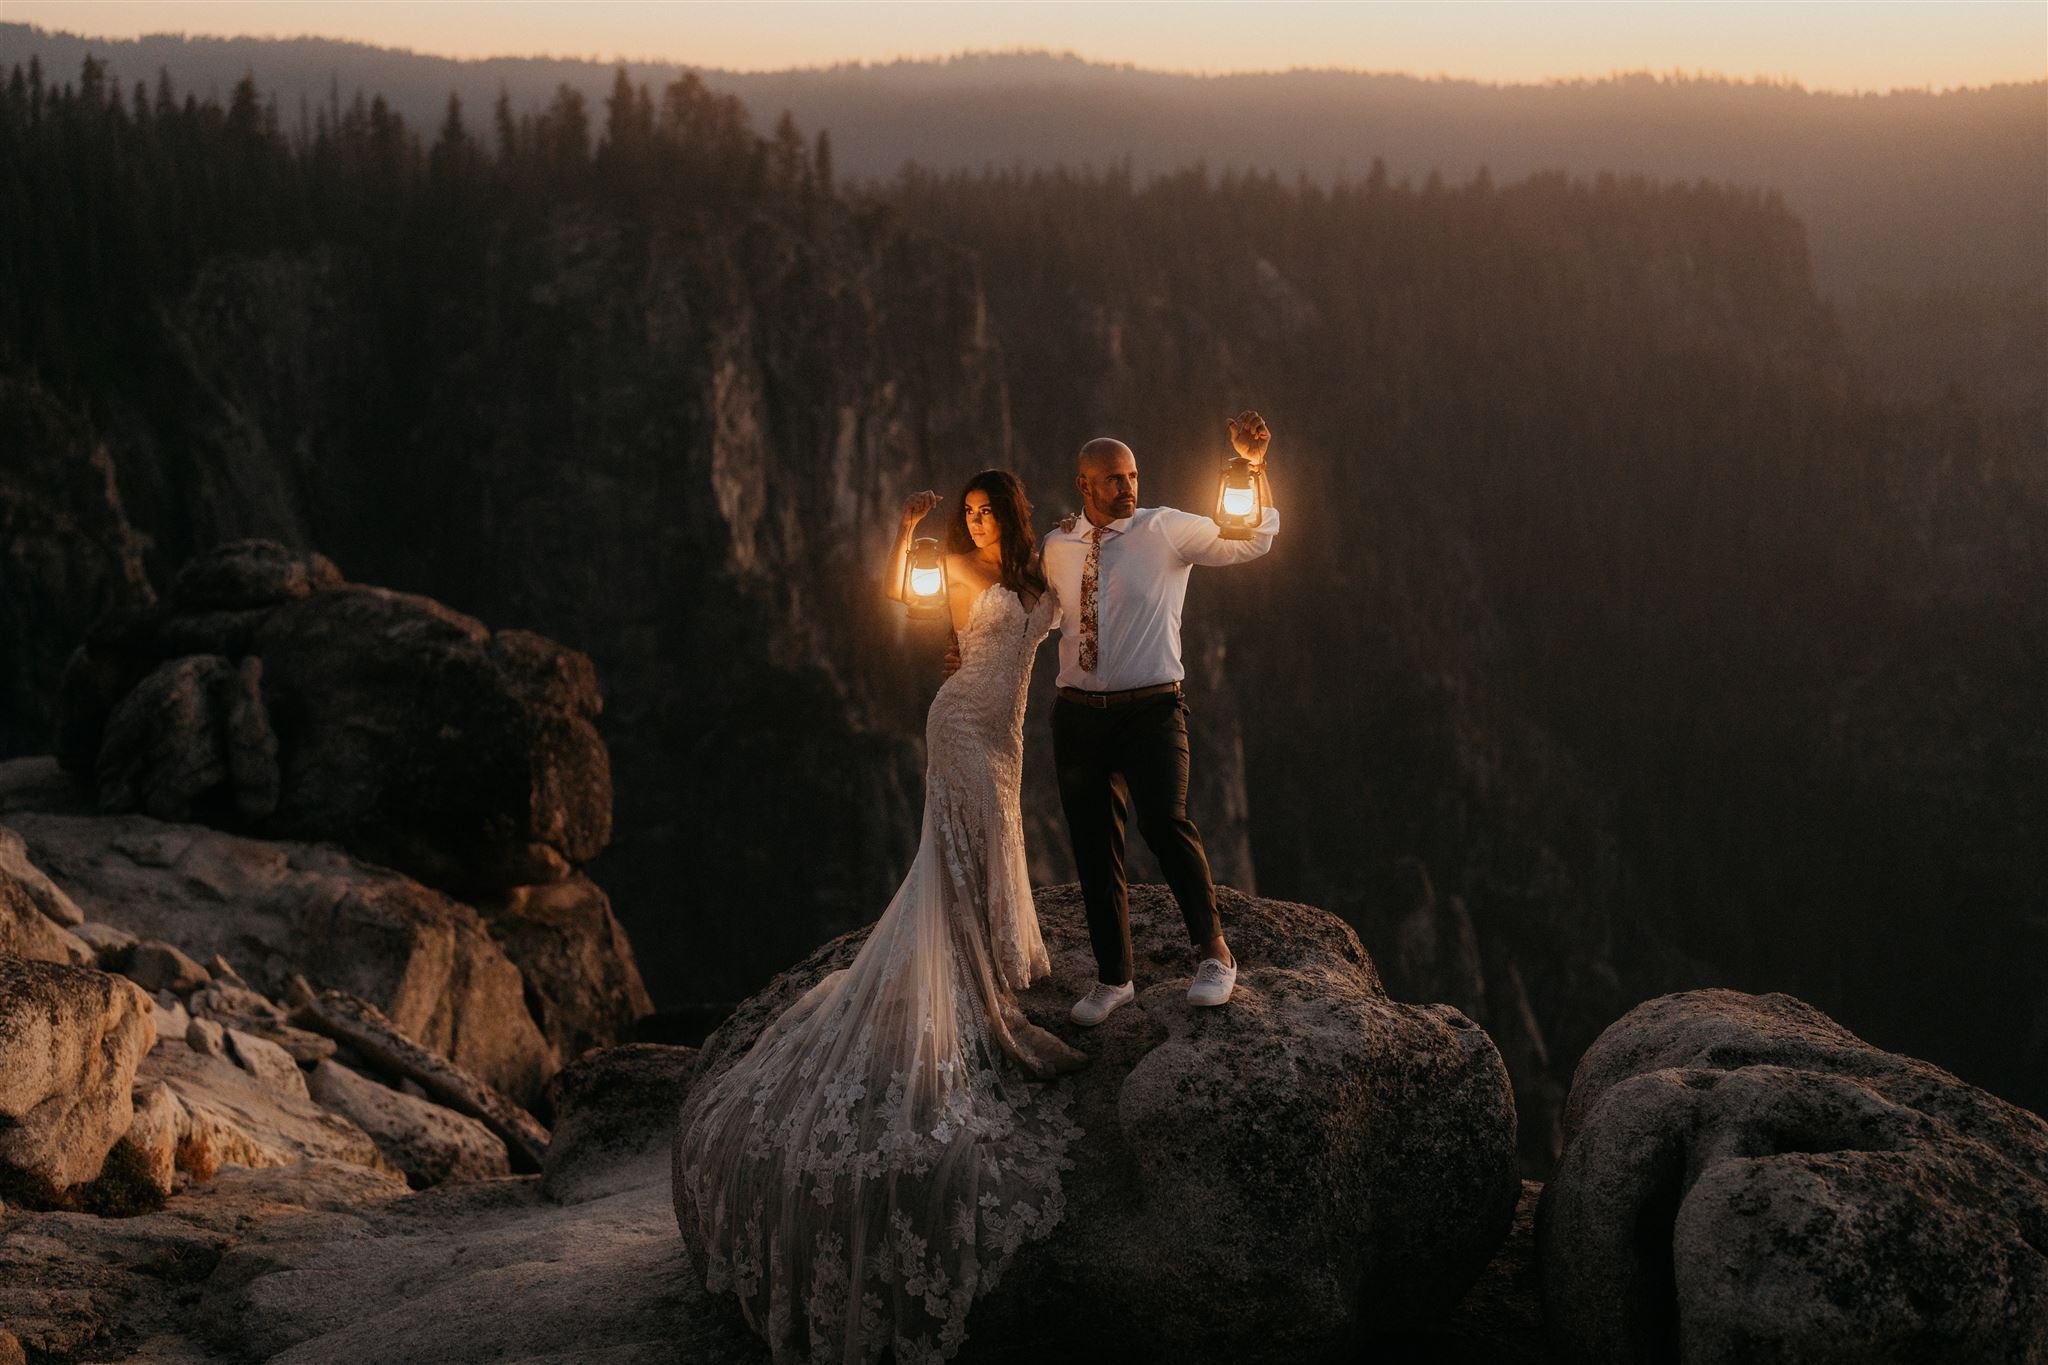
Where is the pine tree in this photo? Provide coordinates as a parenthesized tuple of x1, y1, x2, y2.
(536, 83, 589, 177)
(814, 129, 834, 196)
(493, 87, 517, 162)
(771, 110, 806, 190)
(439, 91, 467, 149)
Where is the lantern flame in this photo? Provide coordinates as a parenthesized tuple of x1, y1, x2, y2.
(1221, 484, 1257, 518)
(910, 566, 945, 598)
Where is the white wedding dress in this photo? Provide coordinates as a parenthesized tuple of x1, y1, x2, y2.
(674, 580, 1082, 1364)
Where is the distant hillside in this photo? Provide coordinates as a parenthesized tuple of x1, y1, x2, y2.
(3, 25, 2043, 306)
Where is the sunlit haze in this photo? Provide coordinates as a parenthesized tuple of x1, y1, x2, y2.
(3, 0, 2043, 91)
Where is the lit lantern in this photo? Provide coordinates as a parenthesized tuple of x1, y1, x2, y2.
(903, 537, 949, 620)
(1212, 455, 1264, 540)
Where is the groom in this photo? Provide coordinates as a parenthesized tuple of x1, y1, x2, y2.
(1041, 410, 1279, 1025)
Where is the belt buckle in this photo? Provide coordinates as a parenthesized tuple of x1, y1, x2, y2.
(1088, 691, 1109, 709)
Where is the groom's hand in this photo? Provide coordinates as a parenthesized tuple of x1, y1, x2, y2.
(942, 640, 962, 678)
(1228, 409, 1270, 467)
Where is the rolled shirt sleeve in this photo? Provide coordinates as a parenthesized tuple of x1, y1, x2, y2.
(1155, 504, 1281, 567)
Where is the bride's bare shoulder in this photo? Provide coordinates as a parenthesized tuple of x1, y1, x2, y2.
(945, 551, 992, 581)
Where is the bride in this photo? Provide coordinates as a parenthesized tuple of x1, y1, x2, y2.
(674, 469, 1088, 1364)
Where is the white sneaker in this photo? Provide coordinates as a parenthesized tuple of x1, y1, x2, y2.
(1070, 980, 1135, 1026)
(1188, 957, 1238, 1007)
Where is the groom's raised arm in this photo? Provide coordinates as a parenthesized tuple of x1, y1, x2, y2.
(1157, 501, 1280, 566)
(1160, 406, 1280, 566)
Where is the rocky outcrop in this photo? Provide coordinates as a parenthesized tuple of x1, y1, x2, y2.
(477, 876, 655, 1065)
(93, 652, 278, 824)
(678, 883, 1521, 1361)
(0, 955, 157, 1205)
(224, 1027, 310, 1101)
(57, 538, 611, 894)
(1537, 989, 2048, 1364)
(542, 1042, 697, 1205)
(0, 822, 85, 925)
(120, 937, 211, 994)
(0, 828, 92, 966)
(0, 882, 1544, 1365)
(0, 376, 156, 762)
(84, 1081, 186, 1212)
(286, 979, 550, 1172)
(139, 1037, 394, 1181)
(5, 810, 556, 1104)
(306, 1059, 511, 1188)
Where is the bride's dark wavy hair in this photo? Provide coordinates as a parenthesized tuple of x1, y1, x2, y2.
(945, 469, 1046, 597)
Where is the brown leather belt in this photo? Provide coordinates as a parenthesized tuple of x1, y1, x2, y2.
(1057, 681, 1182, 709)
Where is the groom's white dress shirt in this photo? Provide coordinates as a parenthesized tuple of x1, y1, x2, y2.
(1042, 504, 1281, 692)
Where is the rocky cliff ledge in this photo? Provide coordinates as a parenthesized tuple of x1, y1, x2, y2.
(679, 882, 1523, 1362)
(55, 539, 611, 895)
(0, 881, 1538, 1364)
(8, 876, 2039, 1361)
(1, 542, 658, 1361)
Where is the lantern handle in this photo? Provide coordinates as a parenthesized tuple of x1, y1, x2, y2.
(886, 483, 941, 604)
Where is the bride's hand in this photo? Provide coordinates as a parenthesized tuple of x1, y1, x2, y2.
(901, 489, 941, 525)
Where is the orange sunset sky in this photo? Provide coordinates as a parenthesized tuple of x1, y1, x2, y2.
(2, 1, 2043, 91)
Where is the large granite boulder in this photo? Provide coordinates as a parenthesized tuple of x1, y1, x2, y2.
(57, 538, 610, 893)
(92, 1081, 186, 1208)
(543, 1042, 697, 1206)
(1537, 989, 2048, 1364)
(0, 955, 157, 1206)
(478, 875, 655, 1065)
(0, 826, 91, 966)
(94, 652, 279, 824)
(0, 822, 85, 925)
(139, 1038, 395, 1182)
(676, 884, 1521, 1361)
(306, 1060, 511, 1188)
(4, 811, 555, 1104)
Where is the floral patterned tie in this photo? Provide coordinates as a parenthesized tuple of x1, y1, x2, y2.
(1079, 524, 1106, 673)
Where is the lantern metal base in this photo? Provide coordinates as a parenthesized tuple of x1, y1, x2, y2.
(1215, 524, 1254, 541)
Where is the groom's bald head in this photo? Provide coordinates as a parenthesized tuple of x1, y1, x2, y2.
(1077, 437, 1135, 475)
(1075, 437, 1139, 524)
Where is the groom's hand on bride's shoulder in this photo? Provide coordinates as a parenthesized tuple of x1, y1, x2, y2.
(942, 639, 962, 678)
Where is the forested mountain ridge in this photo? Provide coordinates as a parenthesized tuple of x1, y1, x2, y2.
(3, 60, 2040, 1171)
(3, 23, 2042, 307)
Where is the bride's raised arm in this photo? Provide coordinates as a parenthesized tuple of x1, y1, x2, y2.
(884, 489, 942, 601)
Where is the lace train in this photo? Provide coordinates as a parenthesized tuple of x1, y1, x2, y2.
(675, 584, 1080, 1363)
